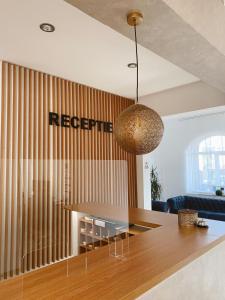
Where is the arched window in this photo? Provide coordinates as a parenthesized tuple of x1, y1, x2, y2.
(187, 135, 225, 193)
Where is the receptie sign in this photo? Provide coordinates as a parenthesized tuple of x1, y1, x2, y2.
(49, 112, 113, 133)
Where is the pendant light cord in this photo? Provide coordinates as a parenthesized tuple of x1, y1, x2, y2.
(134, 24, 139, 103)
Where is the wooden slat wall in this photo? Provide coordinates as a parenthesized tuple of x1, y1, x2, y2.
(0, 61, 137, 280)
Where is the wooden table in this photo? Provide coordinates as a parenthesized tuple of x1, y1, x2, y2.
(1, 204, 225, 300)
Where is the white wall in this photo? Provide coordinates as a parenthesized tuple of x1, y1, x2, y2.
(139, 81, 225, 205)
(136, 156, 152, 210)
(146, 110, 225, 201)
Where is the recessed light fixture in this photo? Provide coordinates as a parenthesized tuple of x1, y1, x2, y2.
(127, 63, 137, 68)
(40, 23, 55, 33)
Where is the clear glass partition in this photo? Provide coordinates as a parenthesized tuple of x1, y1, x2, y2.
(0, 159, 130, 280)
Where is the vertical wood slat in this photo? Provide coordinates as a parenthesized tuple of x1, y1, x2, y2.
(32, 71, 38, 269)
(5, 63, 13, 278)
(52, 76, 57, 262)
(0, 61, 137, 280)
(16, 66, 23, 275)
(0, 62, 7, 279)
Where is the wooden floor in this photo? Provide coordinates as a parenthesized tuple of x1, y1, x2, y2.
(1, 206, 225, 300)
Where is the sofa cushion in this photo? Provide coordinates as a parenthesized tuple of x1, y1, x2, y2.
(195, 210, 225, 221)
(197, 210, 210, 219)
(205, 211, 225, 222)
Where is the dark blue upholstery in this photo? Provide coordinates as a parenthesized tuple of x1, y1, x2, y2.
(152, 200, 168, 212)
(167, 195, 225, 222)
(167, 196, 186, 214)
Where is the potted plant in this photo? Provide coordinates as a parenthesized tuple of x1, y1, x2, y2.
(151, 166, 162, 201)
(215, 187, 224, 196)
(150, 166, 168, 212)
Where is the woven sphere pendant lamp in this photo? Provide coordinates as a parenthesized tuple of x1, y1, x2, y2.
(114, 10, 164, 155)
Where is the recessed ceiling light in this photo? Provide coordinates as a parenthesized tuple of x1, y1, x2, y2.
(40, 23, 55, 33)
(127, 63, 137, 68)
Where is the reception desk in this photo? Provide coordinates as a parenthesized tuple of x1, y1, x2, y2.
(0, 204, 225, 299)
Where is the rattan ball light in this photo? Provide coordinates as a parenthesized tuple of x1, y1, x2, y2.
(114, 103, 164, 155)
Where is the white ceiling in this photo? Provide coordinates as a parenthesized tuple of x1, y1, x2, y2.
(0, 0, 198, 98)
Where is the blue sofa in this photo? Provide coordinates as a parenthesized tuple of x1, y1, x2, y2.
(167, 195, 225, 222)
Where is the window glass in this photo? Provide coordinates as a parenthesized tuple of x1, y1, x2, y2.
(187, 135, 225, 193)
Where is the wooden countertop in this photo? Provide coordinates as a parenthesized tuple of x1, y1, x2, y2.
(1, 204, 225, 300)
